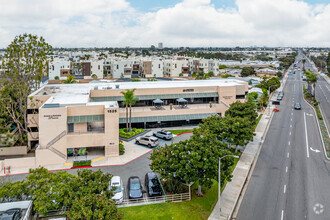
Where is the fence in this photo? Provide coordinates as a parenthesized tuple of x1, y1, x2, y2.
(117, 192, 191, 208)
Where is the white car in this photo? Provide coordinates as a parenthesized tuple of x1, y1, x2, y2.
(110, 176, 124, 204)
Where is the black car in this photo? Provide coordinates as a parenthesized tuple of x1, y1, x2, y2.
(294, 103, 301, 110)
(0, 208, 22, 220)
(145, 172, 163, 197)
(128, 176, 143, 199)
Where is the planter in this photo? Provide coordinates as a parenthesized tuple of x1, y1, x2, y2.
(119, 129, 151, 142)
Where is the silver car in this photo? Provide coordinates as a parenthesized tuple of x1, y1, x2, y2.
(153, 130, 173, 140)
(135, 135, 159, 148)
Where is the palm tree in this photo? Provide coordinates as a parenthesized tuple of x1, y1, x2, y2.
(121, 89, 130, 132)
(121, 89, 139, 132)
(128, 89, 139, 131)
(306, 72, 318, 97)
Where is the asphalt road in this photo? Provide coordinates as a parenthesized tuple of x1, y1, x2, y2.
(2, 132, 193, 186)
(236, 52, 330, 220)
(303, 58, 330, 134)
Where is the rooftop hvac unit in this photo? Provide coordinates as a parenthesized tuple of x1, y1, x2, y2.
(115, 85, 120, 89)
(94, 86, 98, 90)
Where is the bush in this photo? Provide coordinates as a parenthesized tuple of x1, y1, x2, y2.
(72, 160, 91, 167)
(119, 141, 125, 155)
(54, 76, 59, 80)
(119, 128, 145, 139)
(163, 178, 188, 194)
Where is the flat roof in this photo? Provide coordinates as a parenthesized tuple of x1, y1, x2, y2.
(32, 79, 246, 106)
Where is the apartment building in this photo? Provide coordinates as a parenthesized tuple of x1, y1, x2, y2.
(164, 58, 190, 77)
(48, 59, 72, 80)
(111, 59, 133, 78)
(82, 60, 104, 79)
(26, 79, 248, 166)
(141, 58, 164, 78)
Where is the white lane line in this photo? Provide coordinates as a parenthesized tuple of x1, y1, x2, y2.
(286, 166, 288, 173)
(291, 118, 292, 121)
(287, 152, 290, 158)
(304, 112, 310, 158)
(281, 210, 284, 220)
(290, 124, 292, 128)
(291, 112, 293, 116)
(288, 141, 291, 145)
(284, 185, 286, 194)
(289, 132, 291, 136)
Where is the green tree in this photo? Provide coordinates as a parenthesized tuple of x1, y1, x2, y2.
(65, 169, 121, 220)
(225, 101, 258, 125)
(302, 59, 306, 69)
(276, 71, 283, 78)
(240, 67, 255, 77)
(121, 89, 139, 132)
(327, 52, 330, 74)
(54, 76, 60, 80)
(150, 130, 234, 196)
(219, 64, 227, 69)
(62, 75, 77, 84)
(222, 116, 255, 152)
(305, 71, 318, 96)
(0, 34, 52, 142)
(91, 74, 97, 79)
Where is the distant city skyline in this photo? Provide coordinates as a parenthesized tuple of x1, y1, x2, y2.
(0, 0, 330, 48)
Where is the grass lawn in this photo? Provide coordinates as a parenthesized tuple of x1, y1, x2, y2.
(119, 157, 239, 220)
(119, 181, 217, 220)
(168, 129, 193, 135)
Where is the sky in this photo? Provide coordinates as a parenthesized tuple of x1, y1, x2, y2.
(0, 0, 330, 48)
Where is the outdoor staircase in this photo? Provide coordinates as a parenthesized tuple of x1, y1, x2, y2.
(46, 130, 67, 159)
(220, 100, 230, 109)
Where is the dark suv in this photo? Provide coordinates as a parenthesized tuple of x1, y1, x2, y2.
(0, 208, 22, 220)
(145, 172, 163, 197)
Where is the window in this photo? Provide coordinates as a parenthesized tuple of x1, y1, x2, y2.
(117, 65, 119, 69)
(175, 64, 177, 68)
(29, 127, 39, 132)
(236, 95, 245, 99)
(159, 64, 160, 68)
(52, 65, 54, 71)
(27, 109, 39, 114)
(68, 123, 74, 132)
(98, 65, 100, 70)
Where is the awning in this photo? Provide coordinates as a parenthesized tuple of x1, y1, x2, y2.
(153, 99, 164, 104)
(176, 98, 188, 103)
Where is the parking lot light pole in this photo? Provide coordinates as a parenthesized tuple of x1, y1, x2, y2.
(219, 155, 239, 215)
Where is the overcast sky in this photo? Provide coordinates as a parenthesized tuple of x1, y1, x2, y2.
(0, 0, 330, 48)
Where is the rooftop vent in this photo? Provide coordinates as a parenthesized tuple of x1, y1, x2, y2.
(43, 92, 47, 95)
(115, 85, 120, 89)
(94, 86, 98, 90)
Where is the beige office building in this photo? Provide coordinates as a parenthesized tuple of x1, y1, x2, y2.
(27, 79, 248, 166)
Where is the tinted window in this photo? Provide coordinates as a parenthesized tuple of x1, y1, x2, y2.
(130, 179, 140, 190)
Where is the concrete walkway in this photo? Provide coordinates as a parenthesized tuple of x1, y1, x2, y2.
(209, 69, 290, 220)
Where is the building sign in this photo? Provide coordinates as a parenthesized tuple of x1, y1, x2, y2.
(107, 109, 117, 113)
(183, 89, 194, 92)
(44, 114, 61, 119)
(223, 96, 232, 99)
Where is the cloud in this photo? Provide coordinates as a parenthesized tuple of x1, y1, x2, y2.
(0, 0, 329, 47)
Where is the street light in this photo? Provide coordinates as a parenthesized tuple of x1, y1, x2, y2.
(218, 155, 239, 215)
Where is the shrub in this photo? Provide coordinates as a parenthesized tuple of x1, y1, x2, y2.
(72, 160, 91, 167)
(163, 178, 188, 194)
(54, 76, 59, 80)
(119, 128, 145, 139)
(119, 141, 125, 155)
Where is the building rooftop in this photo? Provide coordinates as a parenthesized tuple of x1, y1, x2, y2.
(31, 79, 246, 106)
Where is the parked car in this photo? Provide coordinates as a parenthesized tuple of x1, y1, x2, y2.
(135, 135, 159, 148)
(145, 172, 163, 197)
(128, 176, 143, 199)
(277, 95, 283, 100)
(0, 208, 22, 220)
(153, 130, 173, 140)
(294, 103, 301, 110)
(110, 176, 124, 204)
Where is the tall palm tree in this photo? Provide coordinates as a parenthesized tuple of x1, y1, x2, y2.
(128, 89, 139, 132)
(121, 89, 139, 132)
(121, 89, 130, 132)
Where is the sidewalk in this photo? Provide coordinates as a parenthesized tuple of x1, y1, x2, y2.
(209, 68, 290, 220)
(208, 111, 274, 220)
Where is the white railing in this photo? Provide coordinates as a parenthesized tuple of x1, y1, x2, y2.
(117, 192, 191, 208)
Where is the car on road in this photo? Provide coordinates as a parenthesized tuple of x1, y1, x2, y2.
(128, 176, 143, 199)
(145, 172, 163, 197)
(153, 130, 173, 140)
(136, 135, 159, 148)
(0, 208, 22, 220)
(110, 176, 124, 204)
(294, 103, 301, 110)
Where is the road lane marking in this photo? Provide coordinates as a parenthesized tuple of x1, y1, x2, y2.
(286, 166, 288, 173)
(289, 132, 291, 136)
(288, 141, 290, 145)
(284, 185, 286, 194)
(310, 147, 320, 153)
(287, 152, 290, 158)
(290, 124, 292, 128)
(281, 210, 284, 220)
(291, 112, 293, 116)
(291, 118, 292, 121)
(304, 112, 310, 158)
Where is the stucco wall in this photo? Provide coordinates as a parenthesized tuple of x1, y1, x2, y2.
(0, 146, 28, 156)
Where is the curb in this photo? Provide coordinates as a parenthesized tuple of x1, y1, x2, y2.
(119, 129, 151, 142)
(176, 131, 193, 136)
(302, 88, 330, 161)
(0, 149, 154, 177)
